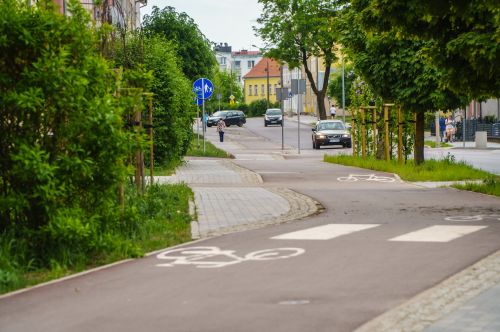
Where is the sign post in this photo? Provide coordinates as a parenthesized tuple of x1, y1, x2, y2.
(193, 78, 214, 153)
(291, 77, 306, 154)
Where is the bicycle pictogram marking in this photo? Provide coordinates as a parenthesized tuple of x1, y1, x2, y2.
(156, 246, 305, 269)
(445, 214, 500, 222)
(337, 174, 396, 183)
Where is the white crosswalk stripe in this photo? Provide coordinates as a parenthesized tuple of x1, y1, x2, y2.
(271, 224, 489, 243)
(271, 224, 380, 240)
(389, 225, 488, 243)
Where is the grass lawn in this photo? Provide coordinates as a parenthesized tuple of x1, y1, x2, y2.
(424, 140, 452, 148)
(323, 154, 491, 182)
(187, 134, 232, 158)
(452, 177, 500, 197)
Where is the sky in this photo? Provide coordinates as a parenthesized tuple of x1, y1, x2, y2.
(141, 0, 264, 51)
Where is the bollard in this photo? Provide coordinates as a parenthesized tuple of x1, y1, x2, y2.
(475, 131, 487, 148)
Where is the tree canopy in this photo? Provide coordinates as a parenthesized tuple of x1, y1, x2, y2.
(256, 0, 346, 119)
(142, 6, 217, 81)
(351, 0, 500, 99)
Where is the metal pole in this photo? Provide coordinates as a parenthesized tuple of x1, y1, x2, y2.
(266, 60, 270, 109)
(384, 104, 390, 161)
(361, 107, 366, 158)
(373, 108, 377, 156)
(280, 65, 284, 151)
(202, 78, 206, 154)
(398, 107, 403, 163)
(342, 54, 346, 123)
(463, 105, 467, 148)
(435, 111, 440, 147)
(297, 70, 301, 154)
(197, 104, 200, 148)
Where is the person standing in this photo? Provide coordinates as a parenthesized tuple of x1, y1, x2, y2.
(330, 105, 337, 119)
(439, 116, 446, 142)
(216, 118, 226, 142)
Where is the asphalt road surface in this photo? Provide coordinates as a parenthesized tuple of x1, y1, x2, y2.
(1, 118, 499, 332)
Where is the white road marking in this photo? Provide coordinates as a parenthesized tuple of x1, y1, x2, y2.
(271, 224, 380, 240)
(389, 225, 488, 243)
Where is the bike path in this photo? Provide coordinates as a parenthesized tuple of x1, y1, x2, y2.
(0, 123, 499, 331)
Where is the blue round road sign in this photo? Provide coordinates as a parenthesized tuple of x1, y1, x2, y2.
(193, 78, 214, 100)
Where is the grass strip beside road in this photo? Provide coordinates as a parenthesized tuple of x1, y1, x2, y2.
(187, 134, 233, 158)
(323, 154, 491, 182)
(452, 177, 500, 197)
(324, 154, 499, 196)
(425, 140, 452, 148)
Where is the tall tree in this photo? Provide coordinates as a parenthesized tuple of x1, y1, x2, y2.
(352, 0, 500, 99)
(339, 6, 466, 164)
(142, 6, 217, 81)
(256, 0, 346, 119)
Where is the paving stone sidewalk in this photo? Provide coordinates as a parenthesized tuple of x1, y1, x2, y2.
(156, 158, 320, 239)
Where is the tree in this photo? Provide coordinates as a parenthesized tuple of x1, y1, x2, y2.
(327, 63, 354, 108)
(142, 6, 217, 81)
(256, 0, 346, 119)
(0, 0, 136, 263)
(338, 6, 466, 164)
(112, 33, 194, 166)
(352, 0, 500, 99)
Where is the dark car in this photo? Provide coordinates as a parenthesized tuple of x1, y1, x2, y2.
(207, 110, 246, 127)
(312, 120, 351, 149)
(264, 108, 283, 126)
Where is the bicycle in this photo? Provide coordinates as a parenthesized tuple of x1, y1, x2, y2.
(156, 246, 305, 268)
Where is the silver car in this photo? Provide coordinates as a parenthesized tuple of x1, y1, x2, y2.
(311, 120, 351, 149)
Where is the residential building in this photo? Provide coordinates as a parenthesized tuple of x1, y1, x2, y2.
(232, 49, 262, 87)
(214, 43, 233, 72)
(52, 0, 144, 30)
(243, 58, 281, 105)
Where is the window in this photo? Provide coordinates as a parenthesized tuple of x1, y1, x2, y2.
(248, 85, 252, 96)
(235, 61, 241, 67)
(248, 60, 255, 68)
(274, 84, 278, 95)
(219, 57, 226, 65)
(254, 85, 258, 95)
(261, 84, 265, 95)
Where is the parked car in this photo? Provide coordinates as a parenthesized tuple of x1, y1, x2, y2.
(264, 108, 283, 126)
(207, 110, 246, 127)
(312, 120, 351, 149)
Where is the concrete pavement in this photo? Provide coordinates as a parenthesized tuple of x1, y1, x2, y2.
(187, 119, 500, 332)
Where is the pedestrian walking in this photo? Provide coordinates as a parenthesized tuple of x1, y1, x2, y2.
(439, 116, 446, 142)
(330, 105, 336, 119)
(216, 118, 226, 142)
(445, 115, 455, 143)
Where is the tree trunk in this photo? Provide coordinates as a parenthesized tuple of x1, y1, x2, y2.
(414, 111, 425, 165)
(301, 50, 331, 120)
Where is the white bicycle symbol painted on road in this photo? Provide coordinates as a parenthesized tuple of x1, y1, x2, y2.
(156, 246, 305, 268)
(337, 174, 396, 183)
(445, 214, 500, 222)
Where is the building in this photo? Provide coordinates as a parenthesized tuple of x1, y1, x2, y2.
(52, 0, 144, 30)
(214, 43, 233, 72)
(243, 58, 281, 105)
(232, 49, 262, 87)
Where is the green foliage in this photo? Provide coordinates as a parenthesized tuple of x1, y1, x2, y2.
(0, 0, 131, 239)
(247, 99, 280, 117)
(352, 0, 500, 99)
(323, 155, 491, 182)
(143, 6, 217, 81)
(256, 0, 344, 119)
(112, 33, 194, 167)
(0, 183, 193, 294)
(452, 176, 500, 197)
(187, 134, 233, 158)
(327, 64, 354, 108)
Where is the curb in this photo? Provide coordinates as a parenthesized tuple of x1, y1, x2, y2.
(354, 250, 500, 332)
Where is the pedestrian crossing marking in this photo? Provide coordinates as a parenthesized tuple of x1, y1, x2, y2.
(389, 225, 488, 243)
(272, 224, 380, 240)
